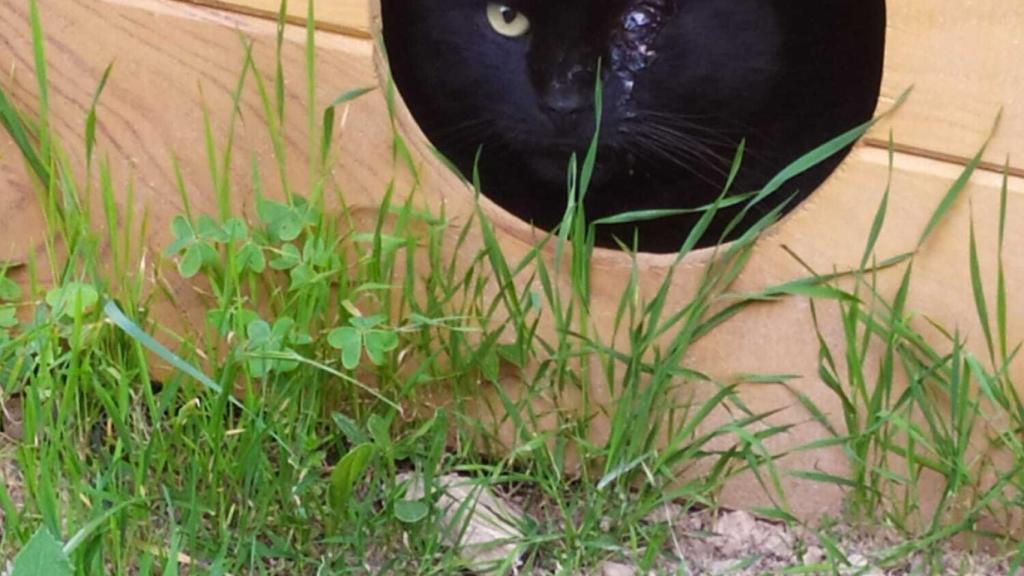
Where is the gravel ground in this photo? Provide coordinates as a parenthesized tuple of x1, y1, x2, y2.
(609, 506, 1017, 575)
(407, 474, 1018, 575)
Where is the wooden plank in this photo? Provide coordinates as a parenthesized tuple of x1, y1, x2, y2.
(870, 0, 1024, 173)
(172, 0, 371, 37)
(2, 0, 1023, 523)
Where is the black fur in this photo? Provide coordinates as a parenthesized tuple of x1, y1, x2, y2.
(382, 0, 886, 253)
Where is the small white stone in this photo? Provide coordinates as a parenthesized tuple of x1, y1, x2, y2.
(757, 529, 793, 558)
(709, 559, 740, 574)
(599, 560, 638, 576)
(802, 545, 826, 565)
(712, 511, 758, 556)
(398, 473, 525, 576)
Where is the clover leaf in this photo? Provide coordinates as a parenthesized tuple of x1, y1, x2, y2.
(257, 198, 309, 243)
(328, 326, 363, 371)
(166, 215, 219, 279)
(245, 317, 302, 378)
(45, 283, 99, 319)
(237, 241, 267, 274)
(270, 243, 302, 271)
(328, 314, 399, 370)
(0, 306, 17, 329)
(0, 275, 22, 302)
(364, 330, 400, 366)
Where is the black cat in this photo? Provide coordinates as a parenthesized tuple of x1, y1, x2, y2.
(382, 0, 886, 253)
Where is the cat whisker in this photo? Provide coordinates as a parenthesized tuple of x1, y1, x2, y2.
(434, 117, 493, 137)
(433, 119, 505, 155)
(635, 109, 755, 139)
(632, 124, 736, 177)
(636, 119, 745, 156)
(625, 132, 731, 191)
(435, 120, 495, 143)
(633, 111, 772, 158)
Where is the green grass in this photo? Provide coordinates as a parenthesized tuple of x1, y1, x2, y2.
(1, 2, 1022, 574)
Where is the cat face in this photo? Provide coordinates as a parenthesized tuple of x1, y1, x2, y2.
(382, 0, 885, 251)
(385, 0, 781, 185)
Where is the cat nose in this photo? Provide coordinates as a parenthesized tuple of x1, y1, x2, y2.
(539, 85, 590, 119)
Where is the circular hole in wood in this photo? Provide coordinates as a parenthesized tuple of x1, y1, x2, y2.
(380, 1, 886, 254)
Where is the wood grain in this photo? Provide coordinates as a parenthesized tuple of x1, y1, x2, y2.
(1, 0, 1023, 522)
(870, 0, 1024, 173)
(172, 0, 371, 37)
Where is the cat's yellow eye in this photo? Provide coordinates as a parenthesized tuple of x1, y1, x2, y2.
(487, 3, 531, 38)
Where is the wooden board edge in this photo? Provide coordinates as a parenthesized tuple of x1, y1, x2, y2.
(170, 0, 372, 37)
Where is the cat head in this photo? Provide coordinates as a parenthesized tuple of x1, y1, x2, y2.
(383, 0, 784, 186)
(382, 0, 885, 251)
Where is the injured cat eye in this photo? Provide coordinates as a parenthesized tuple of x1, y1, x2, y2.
(487, 3, 531, 38)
